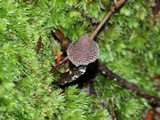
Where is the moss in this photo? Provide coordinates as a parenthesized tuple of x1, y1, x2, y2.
(0, 0, 159, 119)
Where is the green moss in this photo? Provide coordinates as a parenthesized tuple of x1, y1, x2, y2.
(0, 0, 159, 119)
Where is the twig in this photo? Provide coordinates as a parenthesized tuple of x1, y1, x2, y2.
(90, 0, 126, 40)
(98, 63, 160, 106)
(110, 97, 117, 120)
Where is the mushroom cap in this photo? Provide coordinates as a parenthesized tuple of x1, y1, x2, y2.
(67, 33, 99, 66)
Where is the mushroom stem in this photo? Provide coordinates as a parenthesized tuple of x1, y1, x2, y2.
(90, 0, 126, 40)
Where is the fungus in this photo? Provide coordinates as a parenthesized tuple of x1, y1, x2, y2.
(67, 33, 99, 66)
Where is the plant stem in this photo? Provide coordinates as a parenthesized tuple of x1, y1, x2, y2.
(90, 0, 126, 40)
(99, 63, 160, 106)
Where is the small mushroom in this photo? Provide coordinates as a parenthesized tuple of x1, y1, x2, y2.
(67, 33, 99, 66)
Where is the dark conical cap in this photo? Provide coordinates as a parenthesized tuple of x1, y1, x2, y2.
(67, 33, 99, 66)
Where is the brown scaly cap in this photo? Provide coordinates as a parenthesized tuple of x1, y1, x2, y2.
(67, 33, 99, 66)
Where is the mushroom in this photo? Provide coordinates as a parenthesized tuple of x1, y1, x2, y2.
(67, 33, 99, 66)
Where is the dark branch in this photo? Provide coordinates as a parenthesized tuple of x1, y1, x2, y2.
(90, 0, 126, 40)
(98, 63, 160, 106)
